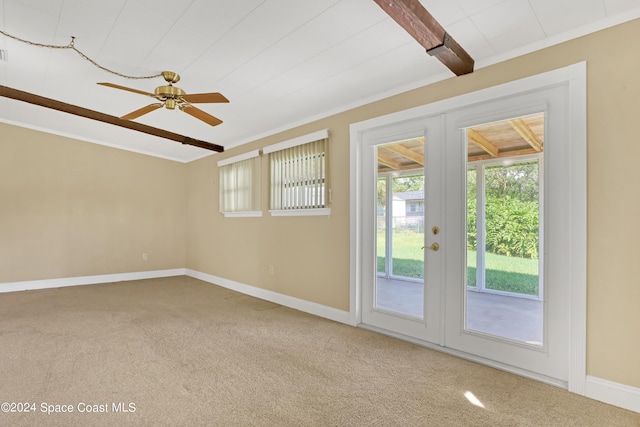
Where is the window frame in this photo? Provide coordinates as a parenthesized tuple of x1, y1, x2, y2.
(217, 149, 262, 218)
(264, 129, 331, 217)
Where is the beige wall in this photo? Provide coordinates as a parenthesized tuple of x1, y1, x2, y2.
(186, 20, 640, 389)
(0, 124, 187, 282)
(0, 19, 638, 391)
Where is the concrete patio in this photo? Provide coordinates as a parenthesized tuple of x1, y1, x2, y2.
(375, 277, 543, 345)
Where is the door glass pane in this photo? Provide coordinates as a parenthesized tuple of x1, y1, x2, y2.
(374, 137, 425, 318)
(484, 162, 540, 295)
(391, 175, 425, 280)
(465, 114, 544, 346)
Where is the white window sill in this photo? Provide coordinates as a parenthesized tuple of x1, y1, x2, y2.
(222, 211, 263, 218)
(269, 208, 331, 217)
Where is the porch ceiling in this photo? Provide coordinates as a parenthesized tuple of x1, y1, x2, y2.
(377, 113, 544, 173)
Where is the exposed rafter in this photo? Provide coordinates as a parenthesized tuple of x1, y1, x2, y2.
(467, 129, 498, 158)
(377, 150, 402, 170)
(0, 85, 224, 152)
(385, 144, 424, 165)
(508, 118, 543, 152)
(373, 0, 474, 76)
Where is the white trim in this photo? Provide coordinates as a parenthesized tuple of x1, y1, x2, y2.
(585, 376, 640, 414)
(269, 208, 331, 217)
(185, 269, 353, 325)
(0, 269, 186, 293)
(216, 149, 260, 167)
(262, 129, 329, 154)
(349, 125, 362, 327)
(222, 211, 262, 218)
(567, 62, 588, 395)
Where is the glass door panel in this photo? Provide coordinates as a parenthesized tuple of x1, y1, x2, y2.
(465, 114, 544, 346)
(375, 139, 425, 318)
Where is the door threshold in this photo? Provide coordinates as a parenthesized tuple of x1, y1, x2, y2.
(358, 323, 567, 390)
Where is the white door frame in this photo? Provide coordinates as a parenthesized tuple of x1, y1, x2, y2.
(349, 62, 586, 394)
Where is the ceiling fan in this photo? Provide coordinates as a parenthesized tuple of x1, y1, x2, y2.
(98, 71, 228, 126)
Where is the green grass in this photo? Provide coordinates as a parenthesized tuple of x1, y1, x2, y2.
(377, 229, 539, 295)
(377, 229, 424, 278)
(467, 251, 539, 295)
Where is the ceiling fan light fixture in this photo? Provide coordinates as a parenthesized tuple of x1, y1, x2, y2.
(165, 99, 177, 110)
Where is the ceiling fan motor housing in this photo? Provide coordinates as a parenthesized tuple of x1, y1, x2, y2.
(155, 85, 185, 110)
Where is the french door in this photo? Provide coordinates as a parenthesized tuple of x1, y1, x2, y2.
(443, 85, 570, 383)
(360, 116, 444, 344)
(354, 68, 584, 387)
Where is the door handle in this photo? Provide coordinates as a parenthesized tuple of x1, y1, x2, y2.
(427, 243, 439, 251)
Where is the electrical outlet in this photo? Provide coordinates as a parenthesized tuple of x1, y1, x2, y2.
(268, 265, 274, 275)
(143, 253, 148, 261)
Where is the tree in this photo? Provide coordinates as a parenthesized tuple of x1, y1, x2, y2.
(392, 175, 424, 193)
(484, 161, 538, 202)
(467, 160, 540, 259)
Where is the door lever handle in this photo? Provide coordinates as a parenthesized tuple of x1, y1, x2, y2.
(421, 243, 440, 251)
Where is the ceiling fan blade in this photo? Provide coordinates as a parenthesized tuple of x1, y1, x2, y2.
(121, 103, 164, 120)
(181, 92, 229, 104)
(97, 82, 156, 97)
(181, 105, 223, 126)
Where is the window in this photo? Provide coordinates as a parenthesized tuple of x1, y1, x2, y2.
(264, 129, 330, 216)
(217, 150, 261, 217)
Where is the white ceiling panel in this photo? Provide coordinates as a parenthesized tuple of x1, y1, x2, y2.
(530, 0, 606, 36)
(217, 0, 389, 99)
(471, 0, 547, 52)
(604, 0, 640, 16)
(2, 0, 640, 161)
(2, 0, 63, 38)
(455, 0, 508, 16)
(418, 0, 468, 26)
(55, 0, 126, 48)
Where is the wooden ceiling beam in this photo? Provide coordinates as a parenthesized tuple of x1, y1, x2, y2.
(467, 129, 499, 158)
(0, 85, 224, 152)
(372, 0, 474, 76)
(385, 144, 424, 165)
(377, 151, 401, 170)
(508, 118, 543, 152)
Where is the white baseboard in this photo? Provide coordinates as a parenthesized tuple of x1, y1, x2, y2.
(0, 269, 187, 293)
(186, 269, 354, 326)
(586, 375, 640, 414)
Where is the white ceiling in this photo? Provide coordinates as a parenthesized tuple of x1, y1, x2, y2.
(1, 0, 639, 162)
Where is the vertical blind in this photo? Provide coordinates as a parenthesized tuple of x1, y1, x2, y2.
(268, 137, 328, 210)
(218, 151, 260, 213)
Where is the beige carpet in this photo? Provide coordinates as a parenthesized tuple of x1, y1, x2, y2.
(0, 276, 637, 426)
